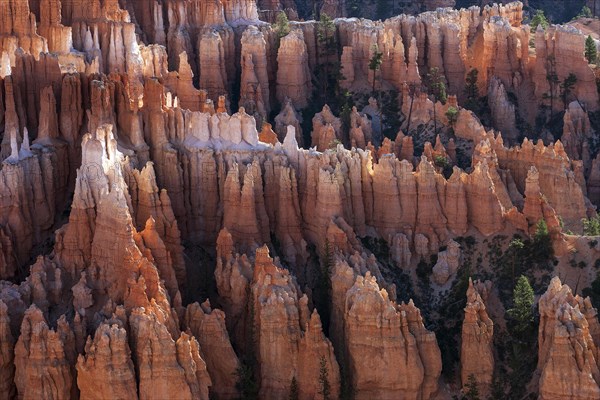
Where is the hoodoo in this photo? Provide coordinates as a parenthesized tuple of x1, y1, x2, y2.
(1, 0, 600, 398)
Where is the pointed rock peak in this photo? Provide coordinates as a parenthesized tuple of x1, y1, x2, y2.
(466, 277, 479, 300)
(255, 245, 272, 266)
(306, 308, 324, 332)
(144, 216, 157, 232)
(8, 128, 19, 163)
(282, 97, 296, 114)
(417, 155, 434, 172)
(283, 125, 298, 149)
(139, 162, 159, 193)
(19, 127, 32, 158)
(449, 166, 463, 181)
(200, 299, 212, 313)
(216, 228, 234, 258)
(178, 51, 193, 79)
(217, 96, 227, 113)
(527, 165, 539, 178)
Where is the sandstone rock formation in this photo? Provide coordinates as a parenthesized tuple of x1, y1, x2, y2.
(2, 1, 600, 399)
(276, 29, 312, 109)
(252, 246, 341, 399)
(198, 31, 228, 101)
(562, 101, 593, 162)
(240, 26, 270, 124)
(432, 240, 461, 285)
(14, 306, 76, 400)
(488, 76, 518, 143)
(0, 300, 15, 398)
(76, 321, 138, 400)
(274, 97, 303, 145)
(461, 278, 494, 396)
(186, 301, 240, 400)
(130, 308, 212, 400)
(332, 259, 442, 399)
(538, 277, 600, 399)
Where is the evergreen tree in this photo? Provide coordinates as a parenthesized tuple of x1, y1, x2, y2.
(530, 9, 549, 33)
(507, 275, 535, 338)
(314, 13, 343, 109)
(445, 106, 459, 128)
(532, 219, 553, 261)
(464, 374, 481, 400)
(314, 240, 333, 333)
(289, 376, 299, 400)
(426, 67, 448, 104)
(585, 35, 598, 65)
(464, 68, 480, 113)
(274, 11, 290, 39)
(583, 214, 600, 236)
(236, 364, 259, 400)
(489, 373, 505, 400)
(316, 13, 337, 68)
(425, 67, 447, 134)
(380, 89, 401, 139)
(576, 6, 594, 19)
(508, 238, 524, 283)
(273, 11, 291, 51)
(318, 356, 332, 400)
(560, 73, 578, 108)
(368, 44, 384, 95)
(544, 55, 559, 120)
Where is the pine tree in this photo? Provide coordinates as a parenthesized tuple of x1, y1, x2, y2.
(425, 67, 447, 134)
(236, 364, 258, 399)
(583, 214, 600, 236)
(315, 240, 333, 333)
(576, 6, 594, 19)
(508, 238, 524, 283)
(316, 13, 337, 64)
(315, 13, 343, 108)
(426, 67, 448, 104)
(544, 55, 559, 120)
(530, 10, 549, 33)
(489, 373, 505, 400)
(532, 219, 553, 261)
(318, 356, 332, 400)
(289, 376, 299, 400)
(560, 73, 578, 107)
(507, 275, 535, 338)
(368, 44, 384, 95)
(445, 106, 459, 127)
(274, 11, 290, 38)
(273, 11, 291, 51)
(464, 374, 481, 400)
(464, 68, 480, 112)
(585, 35, 597, 65)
